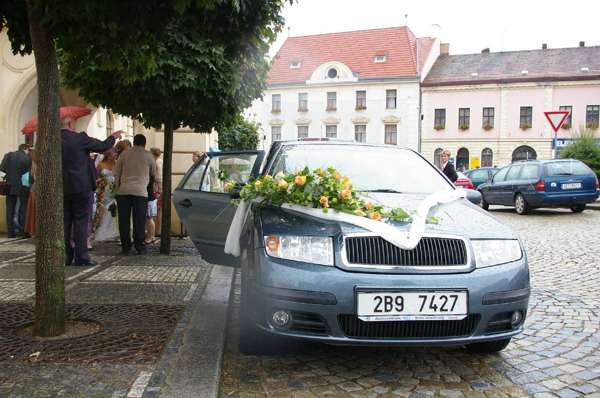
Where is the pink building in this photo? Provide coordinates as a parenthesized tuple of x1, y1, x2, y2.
(421, 43, 600, 171)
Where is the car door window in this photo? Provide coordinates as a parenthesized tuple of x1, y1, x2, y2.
(520, 164, 539, 180)
(469, 169, 488, 181)
(493, 167, 509, 183)
(181, 156, 209, 190)
(201, 153, 259, 193)
(505, 166, 522, 181)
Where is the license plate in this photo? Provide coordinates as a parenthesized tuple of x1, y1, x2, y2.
(562, 183, 581, 190)
(357, 291, 468, 321)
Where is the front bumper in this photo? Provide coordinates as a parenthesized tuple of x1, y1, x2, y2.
(245, 251, 530, 346)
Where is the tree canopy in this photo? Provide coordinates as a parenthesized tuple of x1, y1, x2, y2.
(560, 129, 600, 178)
(217, 115, 260, 151)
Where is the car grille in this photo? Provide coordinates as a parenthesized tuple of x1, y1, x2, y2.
(338, 314, 480, 339)
(344, 236, 467, 266)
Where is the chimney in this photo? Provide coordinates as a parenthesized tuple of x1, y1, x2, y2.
(440, 42, 450, 55)
(481, 48, 490, 53)
(579, 41, 585, 47)
(542, 43, 547, 50)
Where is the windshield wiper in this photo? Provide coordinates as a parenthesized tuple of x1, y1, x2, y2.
(359, 189, 404, 194)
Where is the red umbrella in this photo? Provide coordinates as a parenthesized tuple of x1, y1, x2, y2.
(21, 106, 93, 135)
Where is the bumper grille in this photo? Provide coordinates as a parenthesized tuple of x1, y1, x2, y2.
(345, 236, 467, 266)
(289, 311, 328, 335)
(338, 314, 480, 339)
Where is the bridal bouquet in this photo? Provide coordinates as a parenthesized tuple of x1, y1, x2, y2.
(225, 167, 411, 222)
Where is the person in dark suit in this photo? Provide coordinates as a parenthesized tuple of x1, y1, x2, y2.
(61, 118, 122, 266)
(440, 150, 458, 183)
(0, 144, 32, 237)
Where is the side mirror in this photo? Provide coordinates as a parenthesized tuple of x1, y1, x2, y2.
(465, 189, 482, 205)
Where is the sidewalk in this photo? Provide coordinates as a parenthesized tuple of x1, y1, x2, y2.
(0, 236, 232, 398)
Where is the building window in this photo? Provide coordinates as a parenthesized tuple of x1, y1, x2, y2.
(297, 125, 308, 139)
(298, 93, 308, 112)
(374, 54, 386, 63)
(586, 105, 599, 129)
(327, 68, 338, 79)
(434, 109, 446, 130)
(384, 124, 397, 145)
(559, 105, 572, 129)
(290, 60, 301, 69)
(354, 124, 366, 143)
(386, 89, 397, 109)
(326, 92, 337, 111)
(481, 148, 493, 167)
(456, 147, 469, 172)
(458, 108, 470, 130)
(356, 90, 367, 110)
(434, 148, 443, 168)
(326, 125, 337, 138)
(520, 106, 532, 129)
(512, 145, 537, 162)
(272, 94, 281, 113)
(271, 126, 281, 141)
(482, 107, 494, 130)
(106, 110, 114, 137)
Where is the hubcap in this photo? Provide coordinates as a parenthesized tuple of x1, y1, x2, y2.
(516, 196, 524, 212)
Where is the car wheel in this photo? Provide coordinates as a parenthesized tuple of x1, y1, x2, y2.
(479, 192, 489, 210)
(571, 204, 586, 213)
(514, 194, 529, 215)
(466, 338, 511, 353)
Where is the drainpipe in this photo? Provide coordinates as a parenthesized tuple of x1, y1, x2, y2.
(416, 41, 422, 153)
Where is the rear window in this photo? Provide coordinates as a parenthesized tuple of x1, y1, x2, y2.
(506, 166, 522, 181)
(520, 164, 539, 179)
(545, 161, 592, 176)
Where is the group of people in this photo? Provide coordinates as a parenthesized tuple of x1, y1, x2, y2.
(1, 118, 163, 265)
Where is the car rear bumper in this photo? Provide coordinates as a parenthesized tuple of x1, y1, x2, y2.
(526, 191, 599, 206)
(245, 250, 530, 346)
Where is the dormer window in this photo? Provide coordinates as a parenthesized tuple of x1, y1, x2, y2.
(521, 70, 529, 75)
(374, 54, 387, 63)
(327, 68, 338, 79)
(290, 60, 301, 69)
(581, 67, 590, 72)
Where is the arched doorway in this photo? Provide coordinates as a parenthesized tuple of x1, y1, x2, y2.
(433, 148, 443, 168)
(481, 148, 493, 167)
(512, 145, 537, 162)
(456, 147, 469, 172)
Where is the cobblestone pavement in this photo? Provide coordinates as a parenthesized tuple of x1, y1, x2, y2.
(220, 207, 600, 398)
(0, 237, 211, 398)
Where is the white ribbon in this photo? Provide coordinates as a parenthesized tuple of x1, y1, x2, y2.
(224, 189, 467, 257)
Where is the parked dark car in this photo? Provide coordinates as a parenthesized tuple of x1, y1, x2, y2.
(478, 159, 599, 214)
(465, 167, 499, 188)
(174, 141, 529, 354)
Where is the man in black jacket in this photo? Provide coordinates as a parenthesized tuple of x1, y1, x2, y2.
(61, 118, 122, 265)
(440, 150, 458, 183)
(0, 144, 32, 237)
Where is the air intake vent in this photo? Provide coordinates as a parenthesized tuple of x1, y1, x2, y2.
(289, 311, 328, 335)
(345, 236, 468, 266)
(338, 314, 480, 339)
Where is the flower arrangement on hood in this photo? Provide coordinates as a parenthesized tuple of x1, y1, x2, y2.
(225, 166, 412, 222)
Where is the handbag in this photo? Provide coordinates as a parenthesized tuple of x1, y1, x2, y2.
(0, 180, 9, 196)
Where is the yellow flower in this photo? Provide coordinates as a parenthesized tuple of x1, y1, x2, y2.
(334, 171, 342, 180)
(340, 189, 352, 200)
(341, 177, 350, 186)
(363, 201, 374, 210)
(354, 209, 366, 217)
(368, 211, 382, 221)
(263, 175, 273, 182)
(277, 179, 288, 190)
(275, 171, 286, 182)
(224, 181, 235, 192)
(314, 168, 325, 177)
(254, 180, 262, 190)
(294, 175, 307, 186)
(319, 196, 329, 208)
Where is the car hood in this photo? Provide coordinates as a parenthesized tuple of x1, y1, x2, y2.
(258, 193, 517, 240)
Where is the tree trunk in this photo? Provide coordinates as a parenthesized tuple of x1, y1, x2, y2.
(159, 118, 174, 254)
(26, 1, 65, 337)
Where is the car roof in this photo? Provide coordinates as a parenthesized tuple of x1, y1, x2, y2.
(511, 159, 583, 165)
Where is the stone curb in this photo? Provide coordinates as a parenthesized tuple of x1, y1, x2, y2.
(141, 264, 234, 398)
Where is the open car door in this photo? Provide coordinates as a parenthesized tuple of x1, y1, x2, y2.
(174, 151, 264, 266)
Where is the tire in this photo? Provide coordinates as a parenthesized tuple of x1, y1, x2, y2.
(479, 192, 489, 210)
(467, 338, 511, 353)
(514, 194, 529, 215)
(571, 204, 585, 213)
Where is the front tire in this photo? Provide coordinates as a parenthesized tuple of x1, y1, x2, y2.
(467, 338, 511, 353)
(571, 204, 585, 213)
(514, 194, 529, 215)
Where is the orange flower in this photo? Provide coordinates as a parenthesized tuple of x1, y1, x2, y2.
(363, 201, 374, 210)
(277, 179, 288, 190)
(224, 182, 235, 192)
(368, 211, 382, 221)
(340, 189, 352, 200)
(294, 175, 307, 186)
(334, 171, 342, 180)
(319, 196, 329, 208)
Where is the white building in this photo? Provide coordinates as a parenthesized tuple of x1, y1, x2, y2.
(248, 27, 440, 150)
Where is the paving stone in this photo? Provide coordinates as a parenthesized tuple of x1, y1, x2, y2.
(87, 265, 201, 283)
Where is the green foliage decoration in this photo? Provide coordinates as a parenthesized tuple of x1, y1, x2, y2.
(560, 129, 600, 178)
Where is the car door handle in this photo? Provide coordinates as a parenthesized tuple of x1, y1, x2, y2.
(179, 199, 192, 208)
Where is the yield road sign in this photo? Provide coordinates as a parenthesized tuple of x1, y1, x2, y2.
(544, 111, 570, 133)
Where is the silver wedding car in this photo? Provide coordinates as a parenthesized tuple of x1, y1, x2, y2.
(174, 140, 530, 354)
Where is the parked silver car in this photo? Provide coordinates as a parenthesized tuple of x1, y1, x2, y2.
(174, 140, 530, 354)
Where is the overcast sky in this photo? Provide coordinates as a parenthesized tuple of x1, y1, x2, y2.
(270, 0, 600, 56)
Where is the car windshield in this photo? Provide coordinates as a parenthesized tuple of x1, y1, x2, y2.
(269, 144, 452, 194)
(545, 160, 592, 176)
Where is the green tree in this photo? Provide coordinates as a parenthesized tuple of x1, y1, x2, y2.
(217, 116, 260, 151)
(59, 1, 288, 254)
(560, 129, 600, 177)
(1, 0, 176, 336)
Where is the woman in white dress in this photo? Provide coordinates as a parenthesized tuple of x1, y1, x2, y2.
(93, 149, 119, 242)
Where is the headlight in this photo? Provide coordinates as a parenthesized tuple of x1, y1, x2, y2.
(264, 235, 334, 266)
(471, 239, 522, 268)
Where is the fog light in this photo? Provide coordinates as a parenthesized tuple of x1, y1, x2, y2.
(272, 310, 291, 328)
(511, 311, 523, 327)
